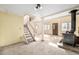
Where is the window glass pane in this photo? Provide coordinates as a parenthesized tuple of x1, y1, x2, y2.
(62, 23, 68, 32)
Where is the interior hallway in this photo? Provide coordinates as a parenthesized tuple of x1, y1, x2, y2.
(0, 35, 77, 55)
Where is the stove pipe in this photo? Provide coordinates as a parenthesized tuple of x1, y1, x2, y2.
(70, 9, 78, 33)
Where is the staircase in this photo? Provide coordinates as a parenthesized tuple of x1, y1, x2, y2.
(24, 24, 35, 44)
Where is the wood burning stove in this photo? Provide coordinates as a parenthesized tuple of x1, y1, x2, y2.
(63, 9, 78, 46)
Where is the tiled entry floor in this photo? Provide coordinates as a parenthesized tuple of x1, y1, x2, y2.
(0, 35, 78, 55)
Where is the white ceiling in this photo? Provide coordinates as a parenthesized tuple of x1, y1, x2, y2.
(0, 4, 79, 17)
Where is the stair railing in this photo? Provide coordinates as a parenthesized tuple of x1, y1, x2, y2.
(24, 24, 35, 41)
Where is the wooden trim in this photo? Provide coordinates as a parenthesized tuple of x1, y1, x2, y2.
(0, 41, 24, 49)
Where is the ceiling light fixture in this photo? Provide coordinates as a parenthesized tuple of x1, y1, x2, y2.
(34, 4, 42, 10)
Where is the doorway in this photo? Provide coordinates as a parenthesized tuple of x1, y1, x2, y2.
(52, 23, 58, 35)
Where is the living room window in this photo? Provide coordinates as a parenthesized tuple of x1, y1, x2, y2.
(62, 22, 71, 32)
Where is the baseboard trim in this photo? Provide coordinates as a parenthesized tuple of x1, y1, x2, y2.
(0, 41, 24, 49)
